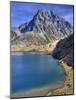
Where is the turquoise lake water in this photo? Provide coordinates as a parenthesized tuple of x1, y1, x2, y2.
(11, 53, 65, 93)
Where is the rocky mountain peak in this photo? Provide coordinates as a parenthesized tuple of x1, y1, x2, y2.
(36, 9, 55, 17)
(19, 9, 72, 35)
(11, 9, 73, 43)
(33, 9, 56, 24)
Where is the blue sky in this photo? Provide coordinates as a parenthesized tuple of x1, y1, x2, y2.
(11, 2, 74, 27)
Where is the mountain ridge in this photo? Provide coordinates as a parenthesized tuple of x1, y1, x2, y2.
(11, 9, 73, 44)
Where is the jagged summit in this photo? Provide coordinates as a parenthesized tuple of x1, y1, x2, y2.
(19, 9, 72, 34)
(19, 9, 59, 33)
(11, 9, 73, 44)
(35, 9, 55, 17)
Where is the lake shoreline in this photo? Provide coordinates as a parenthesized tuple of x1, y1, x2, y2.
(11, 50, 51, 55)
(11, 52, 73, 98)
(11, 40, 73, 97)
(11, 81, 65, 98)
(11, 51, 66, 98)
(47, 61, 74, 96)
(11, 40, 59, 54)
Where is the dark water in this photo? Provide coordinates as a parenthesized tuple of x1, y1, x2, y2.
(11, 53, 65, 93)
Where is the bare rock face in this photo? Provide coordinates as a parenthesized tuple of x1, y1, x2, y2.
(19, 9, 73, 36)
(52, 34, 74, 67)
(11, 9, 73, 44)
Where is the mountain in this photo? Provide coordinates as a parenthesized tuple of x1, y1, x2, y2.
(11, 9, 73, 44)
(52, 34, 74, 67)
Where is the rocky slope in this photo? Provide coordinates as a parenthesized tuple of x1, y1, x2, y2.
(11, 9, 73, 44)
(52, 34, 74, 67)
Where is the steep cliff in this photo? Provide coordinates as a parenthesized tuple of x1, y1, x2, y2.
(52, 34, 74, 67)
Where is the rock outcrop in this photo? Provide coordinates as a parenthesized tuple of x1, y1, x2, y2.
(52, 34, 74, 67)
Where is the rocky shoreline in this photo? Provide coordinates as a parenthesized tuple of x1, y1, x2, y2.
(11, 59, 73, 98)
(11, 78, 65, 98)
(47, 61, 74, 96)
(11, 40, 59, 54)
